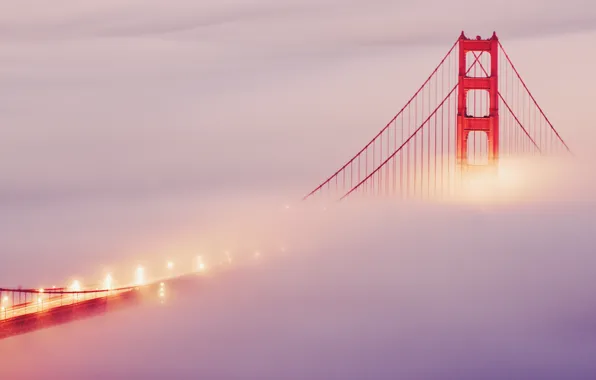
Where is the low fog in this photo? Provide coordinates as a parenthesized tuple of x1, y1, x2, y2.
(1, 0, 596, 378)
(2, 193, 596, 379)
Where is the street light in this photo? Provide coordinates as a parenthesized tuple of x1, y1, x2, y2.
(70, 280, 81, 292)
(104, 274, 113, 290)
(135, 266, 145, 286)
(195, 256, 205, 272)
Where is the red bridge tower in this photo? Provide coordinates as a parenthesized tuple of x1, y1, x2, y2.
(456, 32, 499, 170)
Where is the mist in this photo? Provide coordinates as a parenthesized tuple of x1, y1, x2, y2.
(1, 194, 596, 379)
(2, 0, 596, 378)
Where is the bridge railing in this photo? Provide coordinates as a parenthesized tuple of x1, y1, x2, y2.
(0, 286, 135, 321)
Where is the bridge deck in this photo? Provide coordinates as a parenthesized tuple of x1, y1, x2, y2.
(0, 272, 209, 340)
(0, 289, 141, 340)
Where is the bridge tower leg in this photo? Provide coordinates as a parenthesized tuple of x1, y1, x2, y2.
(456, 32, 499, 172)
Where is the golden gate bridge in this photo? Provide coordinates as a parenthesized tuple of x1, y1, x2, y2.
(0, 32, 572, 340)
(304, 32, 570, 201)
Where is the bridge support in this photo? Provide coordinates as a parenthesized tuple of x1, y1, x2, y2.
(456, 32, 499, 173)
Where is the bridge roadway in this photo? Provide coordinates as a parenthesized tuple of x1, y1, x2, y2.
(1, 287, 134, 321)
(0, 268, 220, 341)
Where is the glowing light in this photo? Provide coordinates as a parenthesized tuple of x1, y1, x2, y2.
(69, 280, 82, 292)
(37, 297, 42, 304)
(195, 256, 206, 272)
(2, 296, 7, 303)
(104, 274, 113, 290)
(167, 261, 174, 270)
(135, 266, 145, 286)
(445, 158, 537, 206)
(38, 288, 44, 293)
(497, 161, 525, 193)
(159, 282, 165, 298)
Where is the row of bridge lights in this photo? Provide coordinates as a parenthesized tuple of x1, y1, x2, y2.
(9, 204, 291, 307)
(10, 200, 290, 304)
(58, 256, 208, 292)
(26, 201, 289, 294)
(27, 248, 270, 301)
(58, 254, 213, 294)
(18, 257, 206, 300)
(0, 248, 274, 317)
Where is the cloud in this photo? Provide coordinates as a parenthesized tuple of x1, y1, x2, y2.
(4, 0, 596, 46)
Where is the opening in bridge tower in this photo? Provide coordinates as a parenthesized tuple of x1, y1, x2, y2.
(457, 32, 499, 172)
